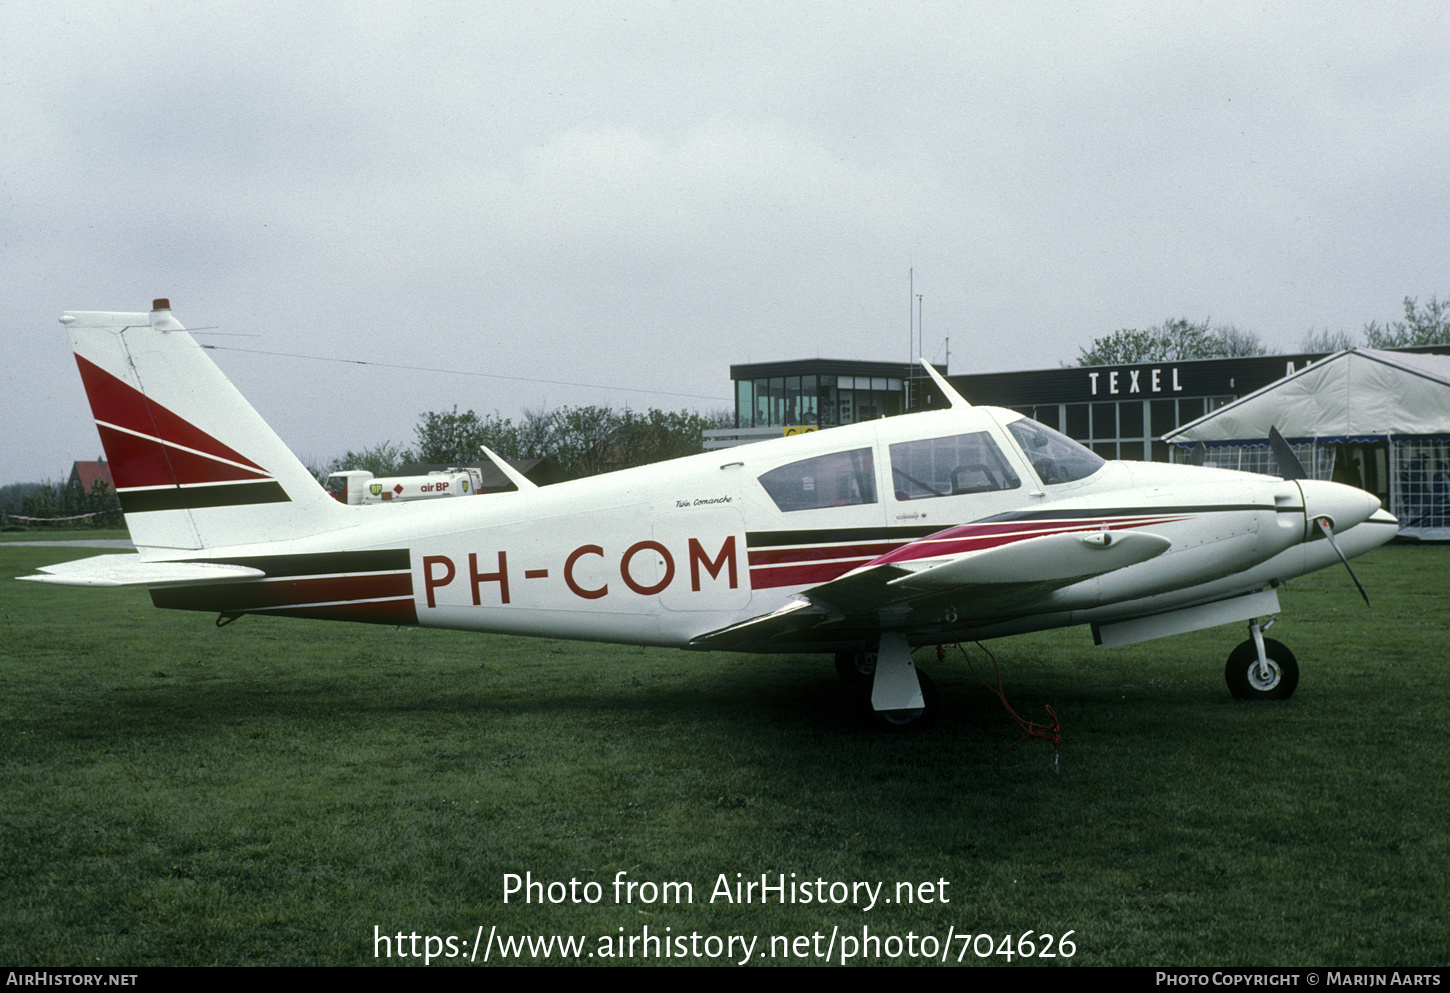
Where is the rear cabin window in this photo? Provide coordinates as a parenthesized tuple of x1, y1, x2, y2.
(758, 448, 877, 512)
(889, 432, 1022, 500)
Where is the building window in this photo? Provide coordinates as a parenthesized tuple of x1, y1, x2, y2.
(1066, 403, 1089, 439)
(819, 376, 838, 426)
(736, 380, 755, 428)
(800, 375, 818, 425)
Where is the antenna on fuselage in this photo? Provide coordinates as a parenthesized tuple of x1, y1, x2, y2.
(919, 358, 971, 410)
(479, 445, 539, 491)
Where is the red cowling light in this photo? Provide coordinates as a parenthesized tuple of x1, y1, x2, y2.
(152, 298, 171, 311)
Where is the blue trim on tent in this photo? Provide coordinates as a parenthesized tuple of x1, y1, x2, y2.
(1172, 435, 1450, 449)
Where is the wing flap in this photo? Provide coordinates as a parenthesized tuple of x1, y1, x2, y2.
(18, 554, 266, 588)
(687, 597, 836, 648)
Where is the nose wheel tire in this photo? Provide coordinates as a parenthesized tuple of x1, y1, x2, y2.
(1225, 638, 1299, 701)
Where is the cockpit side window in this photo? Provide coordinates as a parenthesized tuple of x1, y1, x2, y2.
(889, 432, 1021, 500)
(758, 448, 877, 512)
(1006, 418, 1106, 485)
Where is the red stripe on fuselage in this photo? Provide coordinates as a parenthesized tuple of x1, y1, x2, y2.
(151, 573, 412, 613)
(749, 558, 876, 589)
(246, 598, 420, 625)
(747, 538, 915, 589)
(867, 515, 1192, 566)
(746, 541, 904, 567)
(744, 514, 1193, 590)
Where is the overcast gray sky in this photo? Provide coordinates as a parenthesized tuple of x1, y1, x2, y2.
(5, 1, 1447, 486)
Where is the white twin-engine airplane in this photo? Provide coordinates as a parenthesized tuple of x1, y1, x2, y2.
(23, 301, 1398, 727)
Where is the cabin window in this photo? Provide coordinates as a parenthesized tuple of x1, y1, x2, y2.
(758, 448, 877, 512)
(1007, 418, 1106, 485)
(889, 432, 1021, 500)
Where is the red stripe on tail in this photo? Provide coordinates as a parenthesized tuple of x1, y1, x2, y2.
(76, 355, 272, 491)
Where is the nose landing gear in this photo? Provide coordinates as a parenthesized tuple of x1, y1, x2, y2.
(1226, 617, 1300, 701)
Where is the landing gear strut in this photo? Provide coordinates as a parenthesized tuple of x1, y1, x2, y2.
(1225, 618, 1300, 701)
(838, 633, 936, 730)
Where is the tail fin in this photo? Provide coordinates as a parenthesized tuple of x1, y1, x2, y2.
(62, 300, 350, 552)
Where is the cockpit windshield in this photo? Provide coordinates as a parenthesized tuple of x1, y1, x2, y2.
(1006, 417, 1106, 485)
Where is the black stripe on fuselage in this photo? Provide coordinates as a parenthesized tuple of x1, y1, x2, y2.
(204, 548, 412, 578)
(746, 525, 940, 548)
(974, 504, 1268, 523)
(745, 504, 1273, 549)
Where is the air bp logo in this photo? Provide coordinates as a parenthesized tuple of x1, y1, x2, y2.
(369, 483, 382, 496)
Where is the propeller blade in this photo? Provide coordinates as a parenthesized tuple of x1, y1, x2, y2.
(1270, 426, 1309, 481)
(1315, 515, 1371, 606)
(1188, 442, 1206, 467)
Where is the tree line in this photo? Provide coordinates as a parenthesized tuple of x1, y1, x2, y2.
(1075, 296, 1450, 366)
(3, 403, 732, 526)
(0, 479, 123, 530)
(324, 404, 734, 481)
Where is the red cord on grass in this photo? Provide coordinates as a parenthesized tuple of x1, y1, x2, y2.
(957, 642, 1061, 772)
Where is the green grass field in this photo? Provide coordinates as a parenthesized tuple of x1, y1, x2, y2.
(1, 541, 1445, 966)
(0, 529, 131, 542)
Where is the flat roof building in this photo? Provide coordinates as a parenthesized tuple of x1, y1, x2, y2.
(725, 346, 1450, 462)
(730, 358, 949, 431)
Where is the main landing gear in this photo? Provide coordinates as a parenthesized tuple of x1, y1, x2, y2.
(835, 633, 937, 730)
(1225, 617, 1300, 701)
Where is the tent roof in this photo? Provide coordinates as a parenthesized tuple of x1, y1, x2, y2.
(1162, 348, 1450, 444)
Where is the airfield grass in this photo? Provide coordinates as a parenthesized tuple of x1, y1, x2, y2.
(1, 542, 1445, 967)
(0, 529, 131, 542)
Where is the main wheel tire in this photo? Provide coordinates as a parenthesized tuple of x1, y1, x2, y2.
(862, 670, 937, 731)
(1225, 638, 1299, 701)
(835, 650, 877, 684)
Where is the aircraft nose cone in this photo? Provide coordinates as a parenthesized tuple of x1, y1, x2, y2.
(1296, 479, 1381, 536)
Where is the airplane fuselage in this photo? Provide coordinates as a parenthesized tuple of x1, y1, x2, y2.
(140, 404, 1390, 654)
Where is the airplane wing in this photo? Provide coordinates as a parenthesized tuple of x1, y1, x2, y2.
(18, 554, 266, 588)
(690, 526, 1171, 650)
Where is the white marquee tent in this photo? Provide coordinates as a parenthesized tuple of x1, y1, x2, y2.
(1162, 348, 1450, 540)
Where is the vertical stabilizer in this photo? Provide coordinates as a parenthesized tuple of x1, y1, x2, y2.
(61, 300, 350, 552)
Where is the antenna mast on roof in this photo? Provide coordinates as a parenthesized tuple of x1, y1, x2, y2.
(907, 268, 914, 411)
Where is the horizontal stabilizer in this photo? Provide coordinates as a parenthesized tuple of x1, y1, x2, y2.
(18, 554, 265, 588)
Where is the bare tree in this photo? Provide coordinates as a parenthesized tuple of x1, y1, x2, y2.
(1300, 328, 1358, 353)
(1214, 324, 1268, 357)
